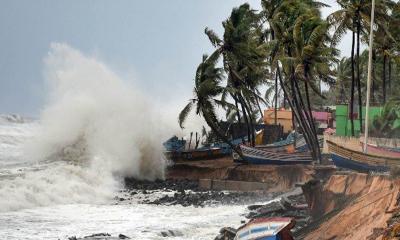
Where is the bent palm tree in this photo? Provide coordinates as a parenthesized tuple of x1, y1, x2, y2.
(178, 53, 241, 156)
(205, 3, 269, 146)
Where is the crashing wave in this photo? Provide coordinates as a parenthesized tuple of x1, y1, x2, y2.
(0, 114, 34, 124)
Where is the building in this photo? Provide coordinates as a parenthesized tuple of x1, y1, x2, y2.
(335, 104, 382, 137)
(312, 111, 333, 134)
(264, 109, 293, 133)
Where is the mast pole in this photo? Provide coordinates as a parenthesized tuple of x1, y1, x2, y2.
(363, 0, 375, 153)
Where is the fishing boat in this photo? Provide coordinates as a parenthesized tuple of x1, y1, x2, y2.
(163, 135, 234, 162)
(164, 147, 228, 161)
(256, 133, 324, 153)
(360, 142, 400, 158)
(235, 144, 313, 165)
(235, 217, 295, 240)
(164, 146, 230, 162)
(326, 138, 400, 172)
(256, 133, 297, 152)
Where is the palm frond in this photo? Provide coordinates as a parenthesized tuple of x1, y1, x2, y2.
(178, 101, 194, 129)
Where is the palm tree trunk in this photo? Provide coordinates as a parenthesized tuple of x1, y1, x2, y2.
(277, 67, 319, 161)
(285, 74, 317, 161)
(275, 71, 278, 125)
(195, 132, 200, 149)
(240, 94, 256, 146)
(203, 110, 243, 158)
(292, 76, 320, 161)
(388, 57, 392, 98)
(356, 16, 363, 133)
(254, 93, 264, 119)
(287, 46, 319, 161)
(234, 98, 241, 123)
(305, 80, 321, 163)
(188, 132, 193, 149)
(350, 28, 356, 136)
(383, 54, 387, 104)
(238, 96, 252, 146)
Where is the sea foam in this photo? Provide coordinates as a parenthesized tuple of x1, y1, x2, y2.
(0, 43, 173, 212)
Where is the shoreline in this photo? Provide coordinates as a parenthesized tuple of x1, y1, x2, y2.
(70, 157, 400, 240)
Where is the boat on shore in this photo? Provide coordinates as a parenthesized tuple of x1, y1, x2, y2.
(235, 217, 295, 240)
(164, 147, 230, 162)
(326, 139, 400, 172)
(256, 133, 323, 153)
(359, 137, 400, 157)
(163, 136, 243, 162)
(235, 145, 313, 165)
(256, 132, 299, 152)
(361, 142, 400, 158)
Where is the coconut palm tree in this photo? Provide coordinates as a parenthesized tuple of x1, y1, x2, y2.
(264, 0, 335, 162)
(335, 57, 352, 103)
(204, 3, 268, 146)
(261, 0, 283, 124)
(329, 0, 394, 135)
(178, 53, 241, 155)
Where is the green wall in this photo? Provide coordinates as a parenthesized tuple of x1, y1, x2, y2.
(336, 104, 383, 137)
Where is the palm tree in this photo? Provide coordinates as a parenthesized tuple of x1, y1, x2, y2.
(205, 3, 268, 146)
(335, 57, 352, 103)
(261, 0, 283, 124)
(329, 0, 394, 135)
(264, 0, 335, 162)
(178, 53, 241, 155)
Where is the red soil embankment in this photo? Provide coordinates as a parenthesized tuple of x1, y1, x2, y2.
(167, 157, 315, 192)
(302, 173, 400, 240)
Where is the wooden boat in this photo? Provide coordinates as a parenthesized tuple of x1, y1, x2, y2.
(361, 142, 400, 158)
(326, 139, 400, 172)
(164, 147, 229, 162)
(256, 133, 300, 152)
(235, 217, 295, 240)
(236, 145, 313, 165)
(257, 134, 323, 153)
(256, 142, 295, 153)
(359, 137, 400, 157)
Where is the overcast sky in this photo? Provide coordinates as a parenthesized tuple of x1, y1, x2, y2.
(0, 0, 350, 116)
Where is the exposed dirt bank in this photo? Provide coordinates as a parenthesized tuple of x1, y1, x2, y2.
(299, 173, 400, 240)
(167, 157, 317, 193)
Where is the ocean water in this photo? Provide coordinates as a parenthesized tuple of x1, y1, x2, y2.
(0, 116, 256, 240)
(0, 44, 274, 239)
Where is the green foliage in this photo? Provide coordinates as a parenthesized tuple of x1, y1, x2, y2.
(371, 98, 400, 138)
(179, 0, 400, 158)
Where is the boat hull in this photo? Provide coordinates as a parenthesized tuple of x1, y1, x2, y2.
(239, 145, 313, 165)
(364, 143, 400, 158)
(331, 152, 389, 172)
(256, 143, 295, 153)
(235, 217, 294, 240)
(164, 148, 229, 161)
(327, 140, 400, 172)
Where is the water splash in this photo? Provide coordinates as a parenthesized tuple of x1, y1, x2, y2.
(0, 43, 173, 212)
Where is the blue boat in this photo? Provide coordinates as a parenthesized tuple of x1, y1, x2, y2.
(236, 145, 313, 165)
(163, 136, 246, 162)
(163, 136, 186, 151)
(235, 217, 295, 240)
(326, 140, 400, 172)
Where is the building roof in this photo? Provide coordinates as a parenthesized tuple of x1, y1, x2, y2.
(312, 111, 331, 121)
